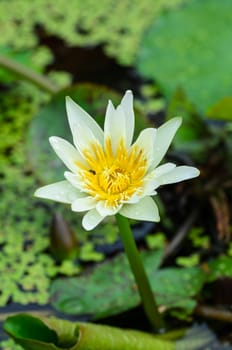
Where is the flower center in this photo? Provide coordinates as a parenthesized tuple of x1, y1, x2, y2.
(99, 166, 130, 194)
(76, 138, 147, 207)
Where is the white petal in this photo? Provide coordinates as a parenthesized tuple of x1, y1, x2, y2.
(66, 96, 104, 150)
(96, 201, 122, 216)
(152, 117, 182, 168)
(105, 100, 115, 123)
(152, 162, 176, 177)
(64, 171, 83, 190)
(120, 90, 135, 146)
(120, 196, 160, 222)
(82, 209, 105, 231)
(49, 136, 85, 173)
(133, 128, 157, 168)
(142, 179, 160, 196)
(104, 103, 126, 153)
(123, 194, 141, 204)
(71, 119, 100, 156)
(157, 166, 200, 185)
(72, 196, 97, 212)
(143, 163, 176, 195)
(34, 180, 82, 204)
(104, 99, 115, 143)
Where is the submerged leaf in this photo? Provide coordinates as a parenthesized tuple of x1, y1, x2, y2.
(176, 323, 232, 350)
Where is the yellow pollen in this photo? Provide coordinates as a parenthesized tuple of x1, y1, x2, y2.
(100, 167, 130, 194)
(76, 138, 147, 208)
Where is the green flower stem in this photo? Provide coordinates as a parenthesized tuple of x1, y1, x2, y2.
(116, 214, 164, 331)
(0, 54, 59, 94)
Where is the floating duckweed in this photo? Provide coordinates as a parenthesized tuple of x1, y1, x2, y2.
(0, 338, 23, 350)
(206, 256, 232, 282)
(0, 0, 187, 66)
(176, 255, 200, 268)
(80, 242, 104, 262)
(145, 232, 166, 250)
(0, 90, 79, 309)
(58, 260, 81, 276)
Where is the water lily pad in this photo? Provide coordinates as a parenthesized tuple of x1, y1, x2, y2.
(27, 83, 149, 184)
(51, 249, 205, 320)
(137, 0, 232, 113)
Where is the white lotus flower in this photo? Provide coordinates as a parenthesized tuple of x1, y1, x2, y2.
(35, 91, 199, 230)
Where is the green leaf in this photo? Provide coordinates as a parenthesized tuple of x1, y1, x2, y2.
(27, 83, 148, 184)
(4, 314, 230, 350)
(51, 249, 205, 320)
(4, 314, 175, 350)
(51, 249, 163, 319)
(152, 267, 205, 316)
(4, 315, 79, 349)
(4, 314, 60, 350)
(137, 0, 232, 113)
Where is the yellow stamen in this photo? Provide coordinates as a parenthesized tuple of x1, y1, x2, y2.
(75, 138, 147, 208)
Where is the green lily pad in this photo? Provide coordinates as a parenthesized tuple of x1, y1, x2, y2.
(137, 0, 232, 113)
(51, 249, 205, 320)
(27, 83, 149, 184)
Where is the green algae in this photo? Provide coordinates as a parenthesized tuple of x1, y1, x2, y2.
(0, 0, 187, 67)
